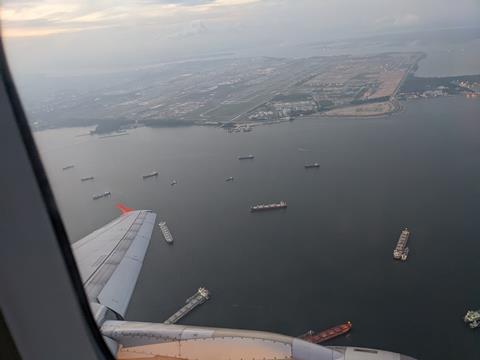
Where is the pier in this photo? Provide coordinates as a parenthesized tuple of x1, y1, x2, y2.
(164, 287, 211, 325)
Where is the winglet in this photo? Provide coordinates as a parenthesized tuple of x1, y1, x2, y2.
(116, 203, 134, 214)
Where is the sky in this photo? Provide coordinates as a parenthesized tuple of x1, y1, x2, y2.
(1, 0, 480, 75)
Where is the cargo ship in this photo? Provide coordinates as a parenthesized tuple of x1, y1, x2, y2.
(238, 155, 255, 160)
(92, 191, 111, 200)
(158, 221, 173, 244)
(464, 310, 480, 329)
(304, 163, 320, 169)
(142, 171, 158, 179)
(81, 176, 94, 182)
(62, 165, 74, 170)
(393, 227, 410, 261)
(299, 322, 352, 344)
(251, 201, 287, 212)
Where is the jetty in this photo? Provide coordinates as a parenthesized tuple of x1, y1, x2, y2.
(164, 288, 211, 325)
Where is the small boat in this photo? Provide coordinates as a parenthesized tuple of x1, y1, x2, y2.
(171, 180, 177, 186)
(142, 171, 159, 179)
(81, 176, 94, 182)
(304, 163, 320, 169)
(92, 191, 111, 200)
(62, 165, 74, 170)
(238, 155, 255, 160)
(464, 310, 480, 329)
(226, 177, 234, 182)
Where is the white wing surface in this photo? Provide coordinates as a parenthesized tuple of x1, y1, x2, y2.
(72, 209, 156, 317)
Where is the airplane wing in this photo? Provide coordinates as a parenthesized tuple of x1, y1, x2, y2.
(72, 206, 156, 317)
(70, 206, 417, 360)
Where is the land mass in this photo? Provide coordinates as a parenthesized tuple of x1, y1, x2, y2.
(27, 52, 480, 133)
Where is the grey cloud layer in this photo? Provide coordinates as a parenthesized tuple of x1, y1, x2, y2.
(2, 0, 479, 75)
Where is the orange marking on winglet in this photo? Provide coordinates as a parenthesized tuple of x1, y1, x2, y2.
(116, 203, 134, 214)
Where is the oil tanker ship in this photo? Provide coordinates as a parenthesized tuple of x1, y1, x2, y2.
(251, 201, 287, 212)
(299, 322, 352, 344)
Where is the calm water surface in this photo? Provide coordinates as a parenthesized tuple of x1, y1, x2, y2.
(35, 96, 480, 360)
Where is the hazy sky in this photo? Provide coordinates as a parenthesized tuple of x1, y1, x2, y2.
(1, 0, 480, 75)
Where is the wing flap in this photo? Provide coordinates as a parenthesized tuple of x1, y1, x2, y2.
(97, 211, 156, 316)
(72, 210, 157, 317)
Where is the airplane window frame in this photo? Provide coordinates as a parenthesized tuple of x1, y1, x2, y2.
(0, 35, 115, 360)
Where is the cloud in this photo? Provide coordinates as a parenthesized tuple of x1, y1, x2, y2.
(375, 13, 420, 27)
(142, 0, 215, 4)
(0, 0, 261, 37)
(2, 0, 479, 75)
(168, 20, 208, 38)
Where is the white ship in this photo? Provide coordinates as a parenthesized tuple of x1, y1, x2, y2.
(393, 228, 410, 261)
(158, 221, 173, 244)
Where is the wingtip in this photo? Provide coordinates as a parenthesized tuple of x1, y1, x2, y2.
(116, 203, 134, 214)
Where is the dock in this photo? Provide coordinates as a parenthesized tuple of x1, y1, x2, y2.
(164, 287, 211, 325)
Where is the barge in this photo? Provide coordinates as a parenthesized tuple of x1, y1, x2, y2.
(393, 227, 410, 261)
(158, 221, 173, 244)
